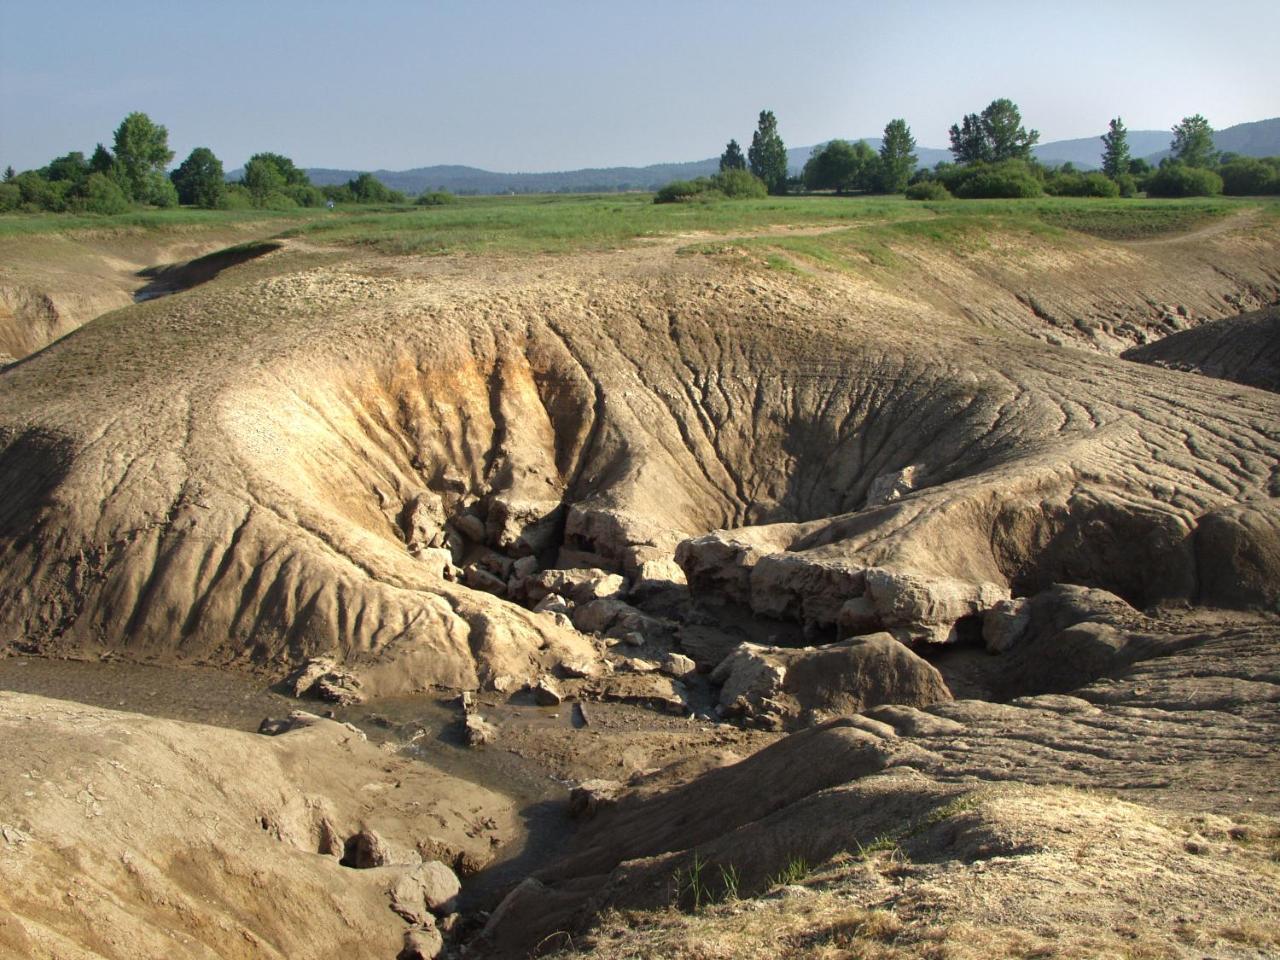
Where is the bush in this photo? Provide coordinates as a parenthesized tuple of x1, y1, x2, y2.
(321, 184, 354, 204)
(905, 180, 952, 200)
(143, 171, 179, 208)
(78, 173, 131, 214)
(416, 191, 457, 205)
(1218, 157, 1280, 196)
(220, 184, 256, 209)
(654, 179, 714, 203)
(0, 182, 20, 212)
(1114, 173, 1139, 198)
(710, 168, 767, 198)
(287, 184, 326, 207)
(939, 160, 1043, 199)
(1146, 163, 1223, 198)
(654, 171, 765, 204)
(1048, 171, 1120, 198)
(14, 172, 69, 211)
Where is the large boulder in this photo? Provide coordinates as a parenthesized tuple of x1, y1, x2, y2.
(711, 633, 952, 728)
(861, 568, 1008, 644)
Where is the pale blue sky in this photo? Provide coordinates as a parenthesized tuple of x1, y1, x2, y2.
(1, 0, 1277, 172)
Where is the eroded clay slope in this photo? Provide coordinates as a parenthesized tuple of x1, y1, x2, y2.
(0, 691, 513, 960)
(0, 216, 1278, 693)
(1124, 304, 1280, 393)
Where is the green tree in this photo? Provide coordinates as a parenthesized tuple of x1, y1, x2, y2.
(348, 172, 392, 203)
(1100, 118, 1130, 179)
(111, 112, 174, 201)
(171, 147, 226, 208)
(802, 139, 876, 193)
(2, 166, 13, 182)
(1171, 114, 1216, 168)
(948, 113, 990, 164)
(89, 144, 114, 175)
(748, 110, 788, 195)
(719, 139, 746, 172)
(877, 119, 917, 193)
(981, 99, 1038, 161)
(242, 154, 287, 205)
(950, 99, 1038, 163)
(43, 151, 89, 184)
(247, 151, 310, 186)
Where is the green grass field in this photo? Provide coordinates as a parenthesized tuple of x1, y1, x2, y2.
(1, 192, 1274, 255)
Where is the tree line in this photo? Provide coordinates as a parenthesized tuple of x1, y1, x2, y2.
(658, 102, 1280, 203)
(5, 106, 1279, 215)
(0, 112, 444, 214)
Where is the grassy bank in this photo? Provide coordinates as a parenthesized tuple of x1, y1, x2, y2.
(1, 193, 1273, 255)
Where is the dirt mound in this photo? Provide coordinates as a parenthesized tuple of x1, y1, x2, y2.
(1123, 304, 1280, 393)
(0, 215, 1278, 698)
(478, 616, 1280, 955)
(0, 691, 514, 959)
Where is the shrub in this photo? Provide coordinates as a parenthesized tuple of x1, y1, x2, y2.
(220, 183, 256, 209)
(416, 191, 457, 205)
(321, 184, 354, 204)
(143, 171, 179, 207)
(654, 171, 765, 204)
(287, 184, 326, 207)
(0, 182, 20, 212)
(941, 160, 1043, 198)
(1048, 171, 1120, 198)
(1146, 163, 1223, 198)
(14, 172, 70, 211)
(1219, 157, 1280, 196)
(654, 179, 714, 203)
(905, 180, 952, 200)
(79, 173, 131, 214)
(710, 168, 767, 198)
(1114, 173, 1139, 198)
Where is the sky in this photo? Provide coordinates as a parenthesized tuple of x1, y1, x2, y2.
(1, 0, 1278, 173)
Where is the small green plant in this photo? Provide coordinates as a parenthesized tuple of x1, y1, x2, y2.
(673, 852, 710, 911)
(854, 835, 902, 860)
(769, 855, 811, 887)
(718, 863, 741, 901)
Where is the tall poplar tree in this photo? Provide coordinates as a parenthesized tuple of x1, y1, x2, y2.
(748, 110, 788, 195)
(1100, 118, 1130, 178)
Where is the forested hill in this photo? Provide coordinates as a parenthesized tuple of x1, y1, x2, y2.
(291, 118, 1280, 195)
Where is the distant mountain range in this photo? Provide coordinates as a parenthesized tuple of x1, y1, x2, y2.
(248, 117, 1280, 196)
